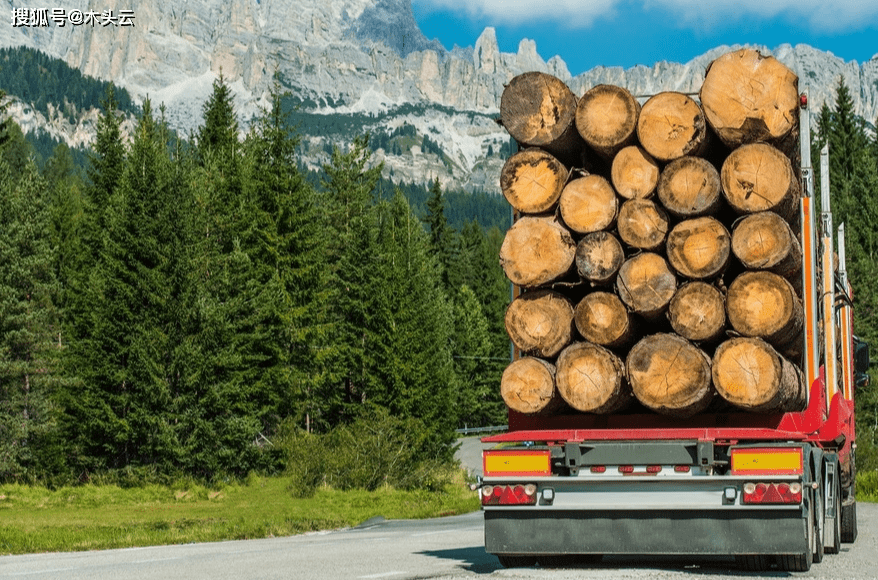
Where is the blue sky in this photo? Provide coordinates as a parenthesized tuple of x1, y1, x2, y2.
(412, 0, 878, 76)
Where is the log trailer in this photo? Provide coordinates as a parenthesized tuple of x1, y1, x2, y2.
(480, 93, 871, 571)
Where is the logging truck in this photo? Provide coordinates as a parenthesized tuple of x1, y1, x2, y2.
(481, 50, 871, 571)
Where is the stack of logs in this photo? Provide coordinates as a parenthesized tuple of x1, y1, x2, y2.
(498, 48, 808, 419)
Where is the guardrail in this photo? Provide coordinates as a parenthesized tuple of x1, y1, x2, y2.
(455, 425, 508, 435)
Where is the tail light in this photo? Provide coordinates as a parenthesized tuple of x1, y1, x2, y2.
(618, 465, 634, 474)
(481, 484, 538, 506)
(742, 482, 802, 504)
(590, 465, 607, 473)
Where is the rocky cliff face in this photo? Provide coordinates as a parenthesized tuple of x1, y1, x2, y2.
(2, 0, 876, 193)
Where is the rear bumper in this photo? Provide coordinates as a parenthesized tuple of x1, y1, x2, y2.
(484, 508, 808, 556)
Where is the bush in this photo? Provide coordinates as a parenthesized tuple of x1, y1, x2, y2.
(277, 406, 457, 497)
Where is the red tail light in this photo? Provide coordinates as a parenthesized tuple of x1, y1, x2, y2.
(646, 465, 662, 473)
(742, 482, 802, 504)
(674, 465, 691, 473)
(590, 465, 607, 473)
(618, 465, 634, 474)
(481, 484, 538, 506)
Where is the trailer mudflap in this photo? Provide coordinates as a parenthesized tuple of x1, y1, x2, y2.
(485, 508, 808, 556)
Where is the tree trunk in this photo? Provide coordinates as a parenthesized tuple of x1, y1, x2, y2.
(616, 252, 677, 319)
(499, 214, 576, 288)
(556, 342, 632, 414)
(657, 156, 723, 218)
(731, 211, 803, 281)
(500, 148, 569, 214)
(700, 48, 799, 150)
(666, 216, 731, 280)
(575, 84, 641, 160)
(559, 174, 618, 234)
(611, 145, 660, 200)
(574, 291, 636, 349)
(712, 337, 806, 413)
(617, 198, 670, 251)
(500, 71, 587, 167)
(500, 357, 567, 415)
(721, 143, 801, 222)
(575, 231, 625, 285)
(668, 281, 727, 343)
(626, 333, 714, 417)
(727, 271, 803, 348)
(636, 92, 709, 162)
(505, 289, 575, 358)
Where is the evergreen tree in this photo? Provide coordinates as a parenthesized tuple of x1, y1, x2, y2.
(320, 135, 383, 426)
(86, 85, 125, 228)
(196, 72, 238, 164)
(0, 157, 63, 480)
(62, 100, 184, 471)
(423, 177, 456, 289)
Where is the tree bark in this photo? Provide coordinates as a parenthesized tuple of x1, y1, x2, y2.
(657, 156, 723, 218)
(700, 48, 799, 150)
(712, 337, 806, 413)
(559, 174, 618, 234)
(668, 281, 726, 343)
(637, 92, 709, 162)
(616, 252, 677, 319)
(611, 145, 660, 200)
(666, 216, 731, 280)
(500, 357, 567, 415)
(574, 291, 636, 349)
(575, 231, 625, 285)
(721, 143, 801, 222)
(626, 333, 714, 417)
(500, 148, 569, 214)
(505, 289, 575, 358)
(727, 271, 803, 348)
(556, 342, 632, 414)
(500, 71, 587, 167)
(499, 214, 576, 288)
(731, 211, 803, 280)
(575, 84, 641, 159)
(617, 198, 670, 251)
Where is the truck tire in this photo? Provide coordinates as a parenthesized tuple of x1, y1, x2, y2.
(778, 500, 815, 572)
(813, 485, 824, 563)
(497, 555, 536, 568)
(841, 499, 858, 543)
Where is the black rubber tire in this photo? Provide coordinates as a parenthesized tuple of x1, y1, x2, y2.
(537, 555, 579, 568)
(497, 555, 536, 568)
(735, 555, 771, 571)
(841, 498, 858, 543)
(813, 484, 825, 563)
(778, 500, 814, 572)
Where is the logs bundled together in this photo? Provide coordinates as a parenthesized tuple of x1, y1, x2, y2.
(498, 48, 807, 419)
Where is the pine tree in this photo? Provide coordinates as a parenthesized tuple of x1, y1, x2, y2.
(423, 177, 456, 290)
(0, 157, 63, 480)
(196, 71, 239, 164)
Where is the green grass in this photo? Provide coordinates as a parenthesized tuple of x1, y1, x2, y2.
(0, 473, 480, 555)
(856, 470, 878, 502)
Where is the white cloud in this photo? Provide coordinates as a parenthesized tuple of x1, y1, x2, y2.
(414, 0, 620, 27)
(415, 0, 878, 31)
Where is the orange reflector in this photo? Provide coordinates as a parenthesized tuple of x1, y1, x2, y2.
(731, 448, 803, 475)
(483, 450, 551, 477)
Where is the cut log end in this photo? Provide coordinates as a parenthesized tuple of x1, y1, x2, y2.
(500, 148, 569, 214)
(721, 143, 800, 220)
(657, 156, 723, 218)
(499, 215, 576, 288)
(575, 84, 640, 159)
(556, 342, 631, 414)
(617, 199, 670, 251)
(500, 357, 565, 415)
(574, 291, 635, 348)
(616, 252, 677, 319)
(727, 271, 803, 347)
(611, 145, 660, 200)
(666, 216, 731, 280)
(668, 281, 726, 343)
(637, 92, 708, 162)
(575, 231, 625, 285)
(500, 71, 578, 147)
(712, 337, 805, 413)
(731, 211, 802, 279)
(559, 174, 618, 234)
(505, 290, 574, 358)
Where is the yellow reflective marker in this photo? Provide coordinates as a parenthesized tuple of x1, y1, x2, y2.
(483, 450, 551, 477)
(731, 448, 803, 475)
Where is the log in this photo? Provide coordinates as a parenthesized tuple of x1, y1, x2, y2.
(575, 231, 625, 285)
(731, 211, 803, 280)
(616, 252, 677, 319)
(700, 48, 799, 150)
(666, 216, 731, 280)
(574, 291, 636, 349)
(668, 281, 726, 343)
(575, 84, 640, 159)
(611, 145, 660, 200)
(556, 342, 632, 414)
(500, 357, 566, 415)
(656, 156, 723, 218)
(617, 198, 670, 251)
(559, 174, 618, 234)
(505, 289, 575, 358)
(726, 271, 803, 348)
(500, 148, 569, 214)
(712, 337, 806, 413)
(626, 333, 714, 417)
(636, 92, 709, 162)
(499, 214, 576, 288)
(500, 71, 586, 167)
(721, 143, 801, 222)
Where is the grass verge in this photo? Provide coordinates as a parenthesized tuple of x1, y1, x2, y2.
(0, 473, 480, 555)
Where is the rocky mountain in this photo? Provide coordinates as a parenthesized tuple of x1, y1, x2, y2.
(2, 0, 876, 193)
